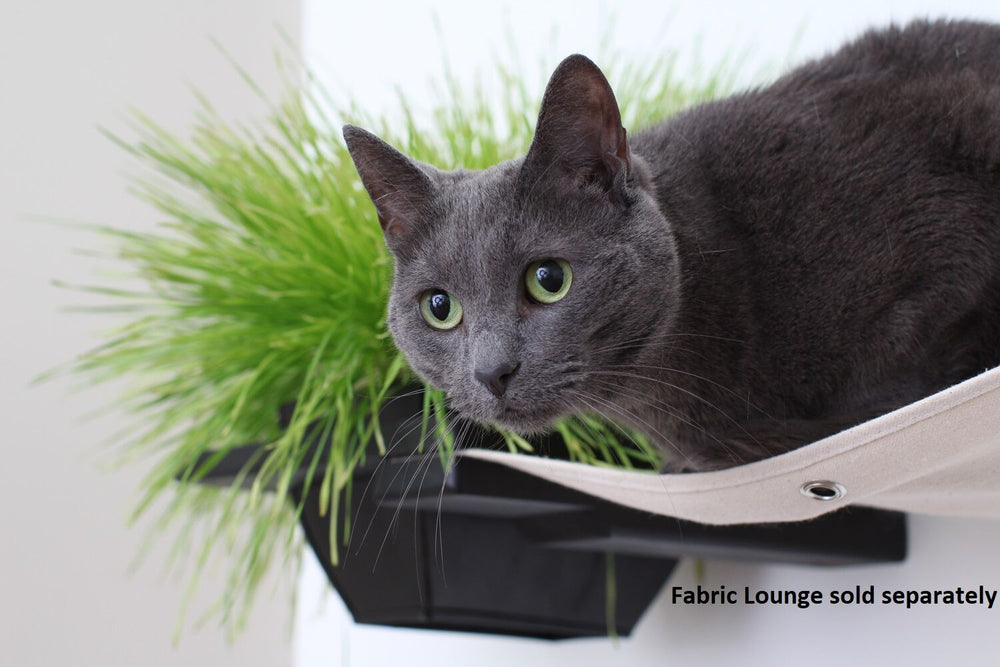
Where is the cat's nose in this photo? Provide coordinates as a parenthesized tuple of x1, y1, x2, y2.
(474, 362, 520, 398)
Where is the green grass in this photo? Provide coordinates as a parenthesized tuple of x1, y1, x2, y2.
(61, 48, 732, 637)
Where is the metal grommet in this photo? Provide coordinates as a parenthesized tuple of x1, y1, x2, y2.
(800, 480, 846, 501)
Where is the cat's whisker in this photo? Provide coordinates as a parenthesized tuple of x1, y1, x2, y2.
(399, 437, 450, 589)
(556, 395, 618, 461)
(602, 362, 776, 420)
(572, 390, 694, 468)
(380, 385, 433, 406)
(561, 393, 639, 468)
(353, 392, 436, 492)
(594, 340, 710, 363)
(549, 393, 622, 466)
(361, 405, 456, 569)
(371, 407, 459, 576)
(585, 368, 762, 446)
(348, 407, 438, 561)
(429, 417, 475, 579)
(588, 377, 713, 437)
(589, 330, 745, 355)
(432, 422, 475, 580)
(568, 387, 696, 468)
(586, 331, 731, 369)
(585, 376, 746, 467)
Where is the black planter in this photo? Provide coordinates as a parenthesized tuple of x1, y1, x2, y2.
(195, 389, 906, 639)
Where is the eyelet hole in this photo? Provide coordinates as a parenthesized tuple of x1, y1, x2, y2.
(800, 480, 846, 501)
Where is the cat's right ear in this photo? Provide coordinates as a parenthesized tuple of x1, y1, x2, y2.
(343, 125, 434, 252)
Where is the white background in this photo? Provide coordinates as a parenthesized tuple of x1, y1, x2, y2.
(3, 2, 1000, 666)
(298, 2, 1000, 667)
(1, 2, 297, 665)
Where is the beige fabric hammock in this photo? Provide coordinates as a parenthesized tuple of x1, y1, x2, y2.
(462, 364, 1000, 523)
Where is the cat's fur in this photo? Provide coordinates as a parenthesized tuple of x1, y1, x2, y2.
(344, 19, 1000, 471)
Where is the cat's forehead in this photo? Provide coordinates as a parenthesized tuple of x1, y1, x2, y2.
(437, 162, 589, 246)
(395, 161, 568, 294)
(438, 162, 523, 233)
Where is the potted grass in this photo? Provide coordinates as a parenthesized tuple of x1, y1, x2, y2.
(63, 53, 904, 640)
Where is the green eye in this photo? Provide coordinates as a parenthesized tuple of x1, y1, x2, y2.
(420, 289, 463, 330)
(526, 259, 572, 304)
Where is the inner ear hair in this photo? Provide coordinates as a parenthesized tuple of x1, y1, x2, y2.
(342, 124, 434, 245)
(523, 54, 632, 206)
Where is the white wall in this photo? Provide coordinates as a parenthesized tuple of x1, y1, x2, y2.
(1, 2, 299, 665)
(296, 516, 1000, 666)
(296, 2, 1000, 666)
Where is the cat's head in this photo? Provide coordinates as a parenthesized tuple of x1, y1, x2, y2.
(344, 55, 680, 434)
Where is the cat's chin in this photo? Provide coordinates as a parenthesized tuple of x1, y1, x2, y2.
(491, 414, 555, 437)
(460, 401, 563, 436)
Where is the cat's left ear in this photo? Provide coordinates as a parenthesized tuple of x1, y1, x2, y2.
(522, 54, 631, 207)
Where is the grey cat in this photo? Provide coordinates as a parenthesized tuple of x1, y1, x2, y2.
(344, 19, 1000, 471)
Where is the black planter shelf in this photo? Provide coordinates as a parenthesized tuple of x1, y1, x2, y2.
(194, 391, 907, 639)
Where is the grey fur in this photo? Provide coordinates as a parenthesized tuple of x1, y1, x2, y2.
(344, 19, 1000, 471)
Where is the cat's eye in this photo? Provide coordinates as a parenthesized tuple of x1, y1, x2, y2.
(419, 289, 463, 330)
(525, 259, 573, 304)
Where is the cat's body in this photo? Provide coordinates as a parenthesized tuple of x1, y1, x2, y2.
(345, 20, 1000, 471)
